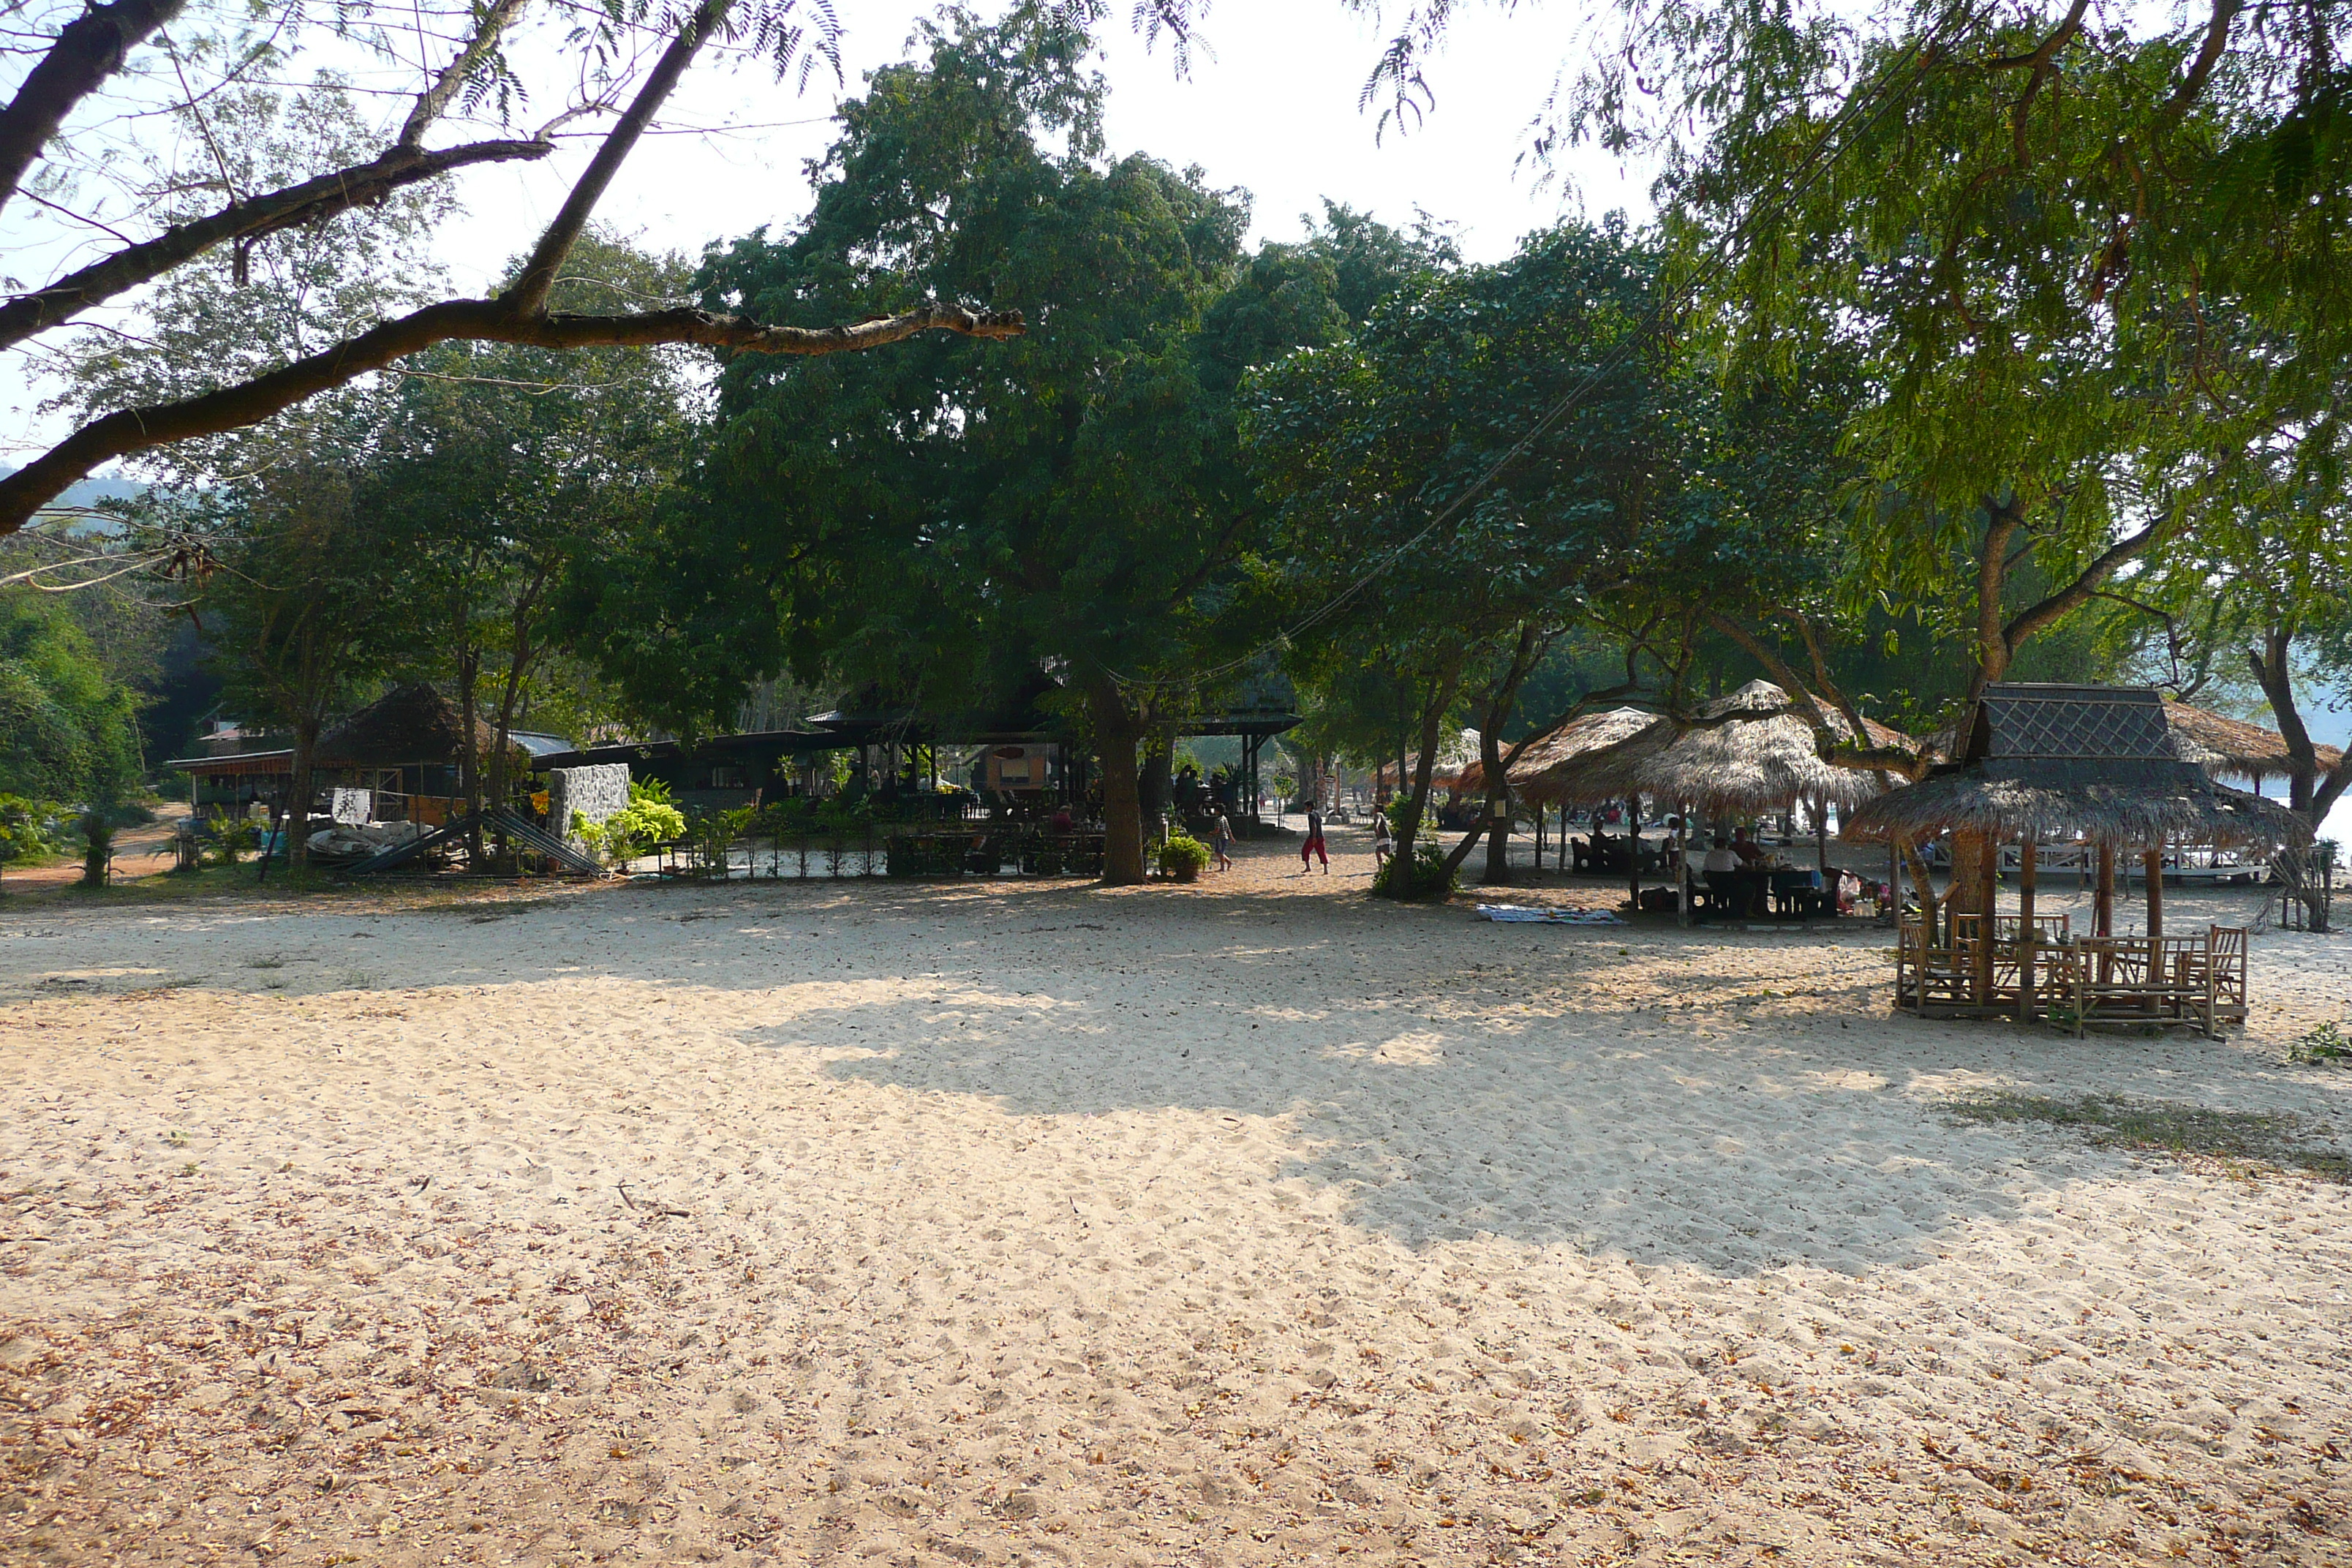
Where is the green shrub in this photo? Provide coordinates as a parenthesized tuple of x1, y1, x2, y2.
(1373, 839, 1455, 899)
(0, 794, 60, 870)
(1158, 832, 1212, 875)
(592, 785, 687, 864)
(203, 806, 260, 866)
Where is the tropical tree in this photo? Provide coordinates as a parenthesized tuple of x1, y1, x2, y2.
(366, 232, 698, 849)
(0, 590, 143, 807)
(580, 10, 1421, 883)
(1, 0, 1109, 535)
(1245, 220, 1697, 893)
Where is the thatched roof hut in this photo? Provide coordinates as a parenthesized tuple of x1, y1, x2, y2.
(1517, 682, 1911, 816)
(1844, 684, 2309, 849)
(2163, 701, 2342, 785)
(1455, 706, 1654, 797)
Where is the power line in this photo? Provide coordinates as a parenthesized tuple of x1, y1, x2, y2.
(1114, 0, 1991, 693)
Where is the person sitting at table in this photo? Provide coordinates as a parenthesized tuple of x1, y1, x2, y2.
(1049, 804, 1074, 834)
(1703, 837, 1739, 875)
(1733, 826, 1769, 867)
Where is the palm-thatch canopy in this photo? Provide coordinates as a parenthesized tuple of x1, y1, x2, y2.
(1455, 706, 1655, 796)
(2163, 701, 2342, 783)
(315, 685, 521, 769)
(1515, 682, 1913, 817)
(1845, 683, 2312, 849)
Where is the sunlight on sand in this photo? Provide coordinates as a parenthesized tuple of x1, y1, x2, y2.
(4, 837, 2350, 1564)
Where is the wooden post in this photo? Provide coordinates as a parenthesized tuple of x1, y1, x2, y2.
(1817, 793, 1830, 872)
(2017, 837, 2037, 1023)
(1972, 831, 1997, 1009)
(1627, 794, 1643, 911)
(2095, 842, 2115, 937)
(1673, 804, 1689, 927)
(2144, 842, 2166, 989)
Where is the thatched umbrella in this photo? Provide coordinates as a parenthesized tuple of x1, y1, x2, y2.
(1561, 681, 1907, 821)
(1504, 685, 1915, 914)
(1458, 706, 1656, 799)
(2163, 701, 2342, 790)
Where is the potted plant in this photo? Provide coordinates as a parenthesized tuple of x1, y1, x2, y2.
(1158, 832, 1212, 883)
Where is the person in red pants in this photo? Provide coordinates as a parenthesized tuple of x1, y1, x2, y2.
(1300, 804, 1330, 873)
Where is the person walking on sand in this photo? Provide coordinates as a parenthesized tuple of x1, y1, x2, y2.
(1210, 810, 1235, 872)
(1300, 803, 1330, 874)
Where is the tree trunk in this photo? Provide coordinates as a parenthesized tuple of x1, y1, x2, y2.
(1385, 666, 1460, 900)
(1139, 728, 1174, 839)
(2244, 625, 2352, 822)
(286, 712, 321, 871)
(1479, 721, 1512, 886)
(1083, 679, 1146, 886)
(456, 638, 483, 867)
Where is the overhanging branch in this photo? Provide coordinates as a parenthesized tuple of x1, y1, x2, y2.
(0, 301, 1025, 538)
(0, 0, 186, 215)
(0, 137, 554, 350)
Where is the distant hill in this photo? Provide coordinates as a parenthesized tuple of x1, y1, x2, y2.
(1, 466, 151, 532)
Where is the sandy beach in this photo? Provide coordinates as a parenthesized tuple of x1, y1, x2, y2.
(4, 826, 2351, 1566)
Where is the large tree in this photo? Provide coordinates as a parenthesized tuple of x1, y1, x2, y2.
(575, 12, 1408, 883)
(1245, 220, 1699, 894)
(0, 0, 1158, 535)
(365, 231, 698, 853)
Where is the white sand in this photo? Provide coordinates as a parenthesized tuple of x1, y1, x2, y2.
(4, 831, 2351, 1565)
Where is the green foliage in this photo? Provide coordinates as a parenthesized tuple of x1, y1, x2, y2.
(203, 807, 259, 867)
(0, 594, 143, 804)
(599, 794, 687, 863)
(2290, 1024, 2352, 1066)
(375, 230, 696, 755)
(0, 795, 61, 867)
(1373, 838, 1455, 899)
(1157, 832, 1212, 874)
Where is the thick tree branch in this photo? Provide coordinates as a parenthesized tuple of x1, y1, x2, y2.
(399, 0, 534, 148)
(0, 301, 1024, 537)
(0, 137, 554, 351)
(501, 0, 731, 316)
(1705, 609, 1922, 774)
(0, 0, 185, 215)
(2160, 0, 2244, 127)
(1998, 513, 2175, 652)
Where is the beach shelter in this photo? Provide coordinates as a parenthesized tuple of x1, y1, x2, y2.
(1447, 706, 1660, 894)
(1510, 683, 1913, 913)
(1842, 683, 2306, 1019)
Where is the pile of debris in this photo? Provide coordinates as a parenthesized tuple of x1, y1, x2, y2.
(302, 821, 431, 864)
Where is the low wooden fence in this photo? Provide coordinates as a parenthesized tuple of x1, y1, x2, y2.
(653, 826, 1107, 881)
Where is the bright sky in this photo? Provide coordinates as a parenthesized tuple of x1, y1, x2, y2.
(4, 1, 1643, 459)
(430, 0, 1646, 290)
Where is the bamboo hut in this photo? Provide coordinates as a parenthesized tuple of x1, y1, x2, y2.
(314, 685, 543, 823)
(1843, 683, 2306, 1032)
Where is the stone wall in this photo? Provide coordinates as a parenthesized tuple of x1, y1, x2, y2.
(547, 764, 630, 844)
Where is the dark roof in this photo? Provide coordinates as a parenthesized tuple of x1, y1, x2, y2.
(1967, 683, 2176, 764)
(315, 685, 521, 768)
(531, 729, 834, 771)
(1849, 682, 2313, 848)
